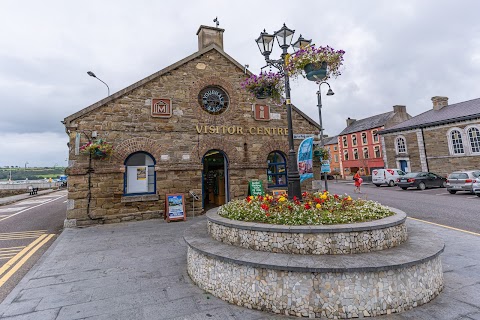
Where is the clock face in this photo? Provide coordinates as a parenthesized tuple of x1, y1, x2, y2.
(198, 86, 229, 115)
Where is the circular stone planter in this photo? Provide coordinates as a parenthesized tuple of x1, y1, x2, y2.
(207, 207, 408, 254)
(185, 218, 444, 319)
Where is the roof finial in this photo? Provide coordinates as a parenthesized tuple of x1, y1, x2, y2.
(213, 17, 219, 27)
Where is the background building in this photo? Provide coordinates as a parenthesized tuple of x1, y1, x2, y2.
(323, 136, 341, 174)
(380, 96, 480, 176)
(62, 25, 320, 226)
(338, 106, 411, 176)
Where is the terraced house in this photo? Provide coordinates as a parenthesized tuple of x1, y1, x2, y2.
(338, 106, 411, 177)
(380, 96, 480, 176)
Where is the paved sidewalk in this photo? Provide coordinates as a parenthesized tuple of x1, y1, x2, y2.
(0, 189, 59, 206)
(0, 216, 479, 319)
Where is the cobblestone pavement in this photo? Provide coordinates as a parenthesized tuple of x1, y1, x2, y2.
(0, 214, 478, 320)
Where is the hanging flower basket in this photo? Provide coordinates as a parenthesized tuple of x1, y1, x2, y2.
(241, 72, 285, 103)
(314, 147, 330, 160)
(80, 139, 113, 160)
(285, 45, 345, 81)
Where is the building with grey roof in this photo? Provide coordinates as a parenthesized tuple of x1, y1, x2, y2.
(338, 106, 411, 177)
(380, 96, 480, 176)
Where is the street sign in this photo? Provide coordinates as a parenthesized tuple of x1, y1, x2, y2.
(321, 160, 331, 173)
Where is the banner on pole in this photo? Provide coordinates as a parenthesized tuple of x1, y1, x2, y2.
(297, 137, 314, 183)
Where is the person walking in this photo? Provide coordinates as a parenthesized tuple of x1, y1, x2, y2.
(354, 172, 363, 193)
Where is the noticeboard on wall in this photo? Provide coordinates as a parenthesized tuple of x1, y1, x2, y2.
(165, 193, 186, 222)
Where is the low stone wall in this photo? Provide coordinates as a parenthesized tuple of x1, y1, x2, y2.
(185, 220, 445, 319)
(207, 209, 408, 254)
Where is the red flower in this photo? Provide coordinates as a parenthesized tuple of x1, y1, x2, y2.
(314, 198, 321, 203)
(246, 196, 252, 203)
(302, 192, 308, 198)
(304, 203, 311, 210)
(266, 213, 270, 217)
(334, 194, 339, 199)
(261, 203, 269, 211)
(288, 205, 293, 211)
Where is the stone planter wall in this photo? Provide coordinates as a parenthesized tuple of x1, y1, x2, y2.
(207, 209, 408, 254)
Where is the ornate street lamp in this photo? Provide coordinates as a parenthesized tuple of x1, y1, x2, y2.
(316, 81, 334, 191)
(87, 71, 110, 96)
(255, 24, 311, 200)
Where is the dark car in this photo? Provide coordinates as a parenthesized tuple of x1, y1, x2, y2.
(396, 172, 446, 190)
(320, 174, 335, 180)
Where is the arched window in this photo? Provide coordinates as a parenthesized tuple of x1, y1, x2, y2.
(449, 129, 465, 154)
(344, 150, 349, 161)
(395, 136, 407, 154)
(267, 151, 287, 187)
(467, 127, 480, 154)
(124, 152, 156, 195)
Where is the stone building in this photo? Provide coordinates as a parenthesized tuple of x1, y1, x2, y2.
(62, 25, 320, 227)
(380, 96, 480, 176)
(338, 106, 411, 176)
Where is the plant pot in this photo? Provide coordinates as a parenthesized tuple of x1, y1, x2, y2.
(91, 149, 108, 160)
(313, 150, 321, 157)
(254, 86, 273, 99)
(304, 62, 327, 81)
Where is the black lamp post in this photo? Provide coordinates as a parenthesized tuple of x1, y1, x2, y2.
(87, 71, 110, 96)
(256, 24, 311, 200)
(316, 81, 334, 191)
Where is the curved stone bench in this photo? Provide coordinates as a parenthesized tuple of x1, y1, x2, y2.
(208, 208, 408, 254)
(186, 220, 444, 319)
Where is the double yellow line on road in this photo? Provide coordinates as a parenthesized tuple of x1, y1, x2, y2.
(0, 232, 55, 287)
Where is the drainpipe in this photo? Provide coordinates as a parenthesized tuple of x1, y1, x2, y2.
(421, 128, 430, 172)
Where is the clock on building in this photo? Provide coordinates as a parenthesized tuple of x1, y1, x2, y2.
(198, 86, 230, 115)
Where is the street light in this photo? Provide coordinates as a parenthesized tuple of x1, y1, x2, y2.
(317, 81, 334, 191)
(87, 71, 110, 96)
(256, 24, 311, 200)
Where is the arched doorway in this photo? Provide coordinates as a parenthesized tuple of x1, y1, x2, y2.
(202, 150, 229, 209)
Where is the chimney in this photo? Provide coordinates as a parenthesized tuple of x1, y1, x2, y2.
(393, 105, 406, 114)
(431, 96, 448, 111)
(196, 25, 225, 51)
(346, 117, 356, 126)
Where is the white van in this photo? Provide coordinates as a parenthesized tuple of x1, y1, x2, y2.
(372, 169, 406, 187)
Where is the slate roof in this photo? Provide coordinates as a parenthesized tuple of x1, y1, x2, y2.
(339, 112, 395, 135)
(380, 97, 480, 134)
(324, 136, 338, 145)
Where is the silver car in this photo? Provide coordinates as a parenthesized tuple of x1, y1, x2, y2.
(446, 170, 480, 194)
(473, 176, 480, 197)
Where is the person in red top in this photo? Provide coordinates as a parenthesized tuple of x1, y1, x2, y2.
(354, 172, 363, 193)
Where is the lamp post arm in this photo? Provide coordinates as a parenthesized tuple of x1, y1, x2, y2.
(95, 77, 110, 96)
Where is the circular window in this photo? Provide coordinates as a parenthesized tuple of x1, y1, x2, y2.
(198, 86, 230, 115)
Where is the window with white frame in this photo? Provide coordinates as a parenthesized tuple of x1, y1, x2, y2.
(352, 135, 357, 146)
(372, 130, 379, 143)
(363, 147, 369, 159)
(374, 146, 381, 158)
(124, 152, 156, 195)
(467, 127, 480, 154)
(334, 154, 339, 162)
(450, 129, 465, 154)
(395, 136, 407, 154)
(333, 145, 338, 151)
(353, 148, 359, 160)
(342, 136, 348, 147)
(344, 150, 349, 160)
(361, 132, 367, 144)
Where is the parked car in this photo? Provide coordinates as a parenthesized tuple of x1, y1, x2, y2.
(446, 170, 480, 194)
(320, 174, 334, 180)
(372, 169, 406, 187)
(396, 172, 446, 190)
(473, 176, 480, 197)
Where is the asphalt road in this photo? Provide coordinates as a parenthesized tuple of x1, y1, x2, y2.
(326, 181, 480, 234)
(0, 190, 67, 302)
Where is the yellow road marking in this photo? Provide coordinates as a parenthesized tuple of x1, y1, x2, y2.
(408, 217, 480, 236)
(0, 234, 55, 287)
(0, 246, 26, 251)
(0, 234, 47, 278)
(0, 256, 17, 260)
(0, 230, 46, 241)
(0, 235, 45, 241)
(0, 249, 24, 255)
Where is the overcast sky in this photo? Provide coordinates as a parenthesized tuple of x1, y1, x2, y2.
(1, 0, 480, 168)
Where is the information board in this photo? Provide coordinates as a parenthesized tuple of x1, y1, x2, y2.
(321, 160, 331, 173)
(165, 193, 186, 222)
(248, 180, 265, 196)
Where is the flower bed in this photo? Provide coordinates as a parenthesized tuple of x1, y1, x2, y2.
(218, 191, 394, 226)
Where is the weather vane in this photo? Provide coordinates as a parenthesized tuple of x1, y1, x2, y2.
(213, 17, 219, 27)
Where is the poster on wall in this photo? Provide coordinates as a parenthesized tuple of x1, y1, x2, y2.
(165, 193, 186, 222)
(126, 166, 148, 194)
(297, 137, 314, 183)
(137, 167, 147, 180)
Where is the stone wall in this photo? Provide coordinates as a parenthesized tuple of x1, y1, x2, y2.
(207, 211, 408, 255)
(64, 49, 320, 226)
